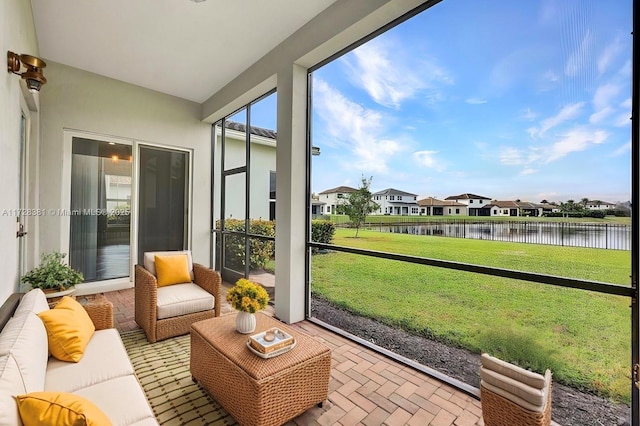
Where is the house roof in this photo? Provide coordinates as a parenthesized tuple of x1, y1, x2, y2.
(372, 188, 417, 197)
(319, 186, 357, 195)
(483, 201, 548, 209)
(417, 197, 467, 207)
(444, 193, 492, 200)
(586, 200, 616, 205)
(224, 121, 277, 140)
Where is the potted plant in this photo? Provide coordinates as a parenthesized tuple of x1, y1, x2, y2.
(226, 278, 269, 334)
(21, 252, 84, 295)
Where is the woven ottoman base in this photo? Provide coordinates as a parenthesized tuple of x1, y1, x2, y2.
(481, 384, 551, 426)
(190, 313, 331, 426)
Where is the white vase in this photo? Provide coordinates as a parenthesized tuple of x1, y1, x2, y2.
(236, 311, 256, 334)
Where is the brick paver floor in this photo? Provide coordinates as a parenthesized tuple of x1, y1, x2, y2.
(106, 286, 485, 425)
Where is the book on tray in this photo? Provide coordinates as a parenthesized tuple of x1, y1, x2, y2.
(248, 328, 295, 354)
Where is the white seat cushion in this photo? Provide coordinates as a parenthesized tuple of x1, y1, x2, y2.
(14, 289, 49, 316)
(156, 283, 214, 320)
(0, 312, 48, 393)
(73, 375, 157, 425)
(480, 353, 546, 389)
(143, 250, 194, 281)
(45, 329, 135, 393)
(0, 354, 27, 426)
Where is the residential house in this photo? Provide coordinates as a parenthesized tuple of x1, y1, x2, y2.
(317, 186, 357, 215)
(444, 193, 492, 216)
(372, 188, 419, 215)
(483, 201, 549, 217)
(585, 200, 617, 210)
(417, 197, 468, 216)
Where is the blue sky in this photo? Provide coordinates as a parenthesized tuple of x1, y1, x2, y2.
(310, 0, 632, 204)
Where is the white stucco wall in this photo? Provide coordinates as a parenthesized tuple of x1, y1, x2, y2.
(0, 0, 40, 302)
(38, 62, 212, 285)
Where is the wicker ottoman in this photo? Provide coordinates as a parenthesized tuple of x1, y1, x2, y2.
(190, 313, 331, 426)
(77, 293, 114, 330)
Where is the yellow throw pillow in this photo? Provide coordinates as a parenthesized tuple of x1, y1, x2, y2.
(155, 254, 191, 287)
(38, 296, 95, 362)
(16, 392, 112, 426)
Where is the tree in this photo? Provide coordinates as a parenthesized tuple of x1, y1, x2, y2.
(338, 176, 379, 238)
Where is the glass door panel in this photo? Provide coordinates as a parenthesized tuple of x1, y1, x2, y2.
(137, 146, 189, 265)
(70, 138, 131, 281)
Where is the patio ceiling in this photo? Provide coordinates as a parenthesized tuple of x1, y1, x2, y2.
(30, 0, 338, 103)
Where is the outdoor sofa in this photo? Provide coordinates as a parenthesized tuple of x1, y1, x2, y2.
(0, 289, 158, 425)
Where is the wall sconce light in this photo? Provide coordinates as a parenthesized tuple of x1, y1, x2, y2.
(7, 51, 47, 93)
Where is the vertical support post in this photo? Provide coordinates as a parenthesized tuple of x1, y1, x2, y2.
(274, 64, 308, 324)
(631, 1, 639, 425)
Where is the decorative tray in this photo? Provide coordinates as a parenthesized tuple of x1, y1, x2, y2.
(247, 328, 296, 359)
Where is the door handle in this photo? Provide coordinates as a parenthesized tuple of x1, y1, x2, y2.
(16, 223, 27, 238)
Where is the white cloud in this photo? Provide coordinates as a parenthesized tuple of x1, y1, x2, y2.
(544, 70, 559, 82)
(344, 37, 452, 109)
(598, 35, 625, 75)
(465, 98, 487, 105)
(412, 150, 440, 169)
(593, 83, 621, 110)
(611, 142, 631, 157)
(614, 112, 631, 127)
(499, 147, 541, 166)
(520, 168, 538, 176)
(589, 107, 614, 124)
(520, 108, 538, 121)
(546, 128, 608, 162)
(313, 79, 400, 173)
(529, 102, 585, 138)
(565, 30, 593, 77)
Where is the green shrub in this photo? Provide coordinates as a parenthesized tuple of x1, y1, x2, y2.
(312, 220, 335, 250)
(217, 219, 275, 271)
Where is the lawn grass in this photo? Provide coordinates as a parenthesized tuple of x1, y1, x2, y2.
(310, 228, 632, 402)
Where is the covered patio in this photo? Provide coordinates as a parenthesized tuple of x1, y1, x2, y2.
(108, 287, 484, 426)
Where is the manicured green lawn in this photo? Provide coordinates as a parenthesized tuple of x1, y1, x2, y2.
(310, 229, 632, 402)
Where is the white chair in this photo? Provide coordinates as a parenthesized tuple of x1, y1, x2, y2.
(134, 251, 221, 343)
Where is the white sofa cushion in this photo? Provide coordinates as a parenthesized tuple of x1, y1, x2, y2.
(480, 353, 546, 389)
(156, 283, 214, 320)
(45, 329, 135, 393)
(0, 354, 26, 426)
(14, 289, 49, 316)
(0, 312, 48, 393)
(143, 251, 194, 281)
(73, 375, 157, 426)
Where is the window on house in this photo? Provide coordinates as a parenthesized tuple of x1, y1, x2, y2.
(456, 208, 460, 214)
(398, 195, 403, 200)
(390, 195, 395, 201)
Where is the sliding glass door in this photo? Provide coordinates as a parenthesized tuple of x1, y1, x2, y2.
(137, 145, 190, 265)
(70, 137, 132, 281)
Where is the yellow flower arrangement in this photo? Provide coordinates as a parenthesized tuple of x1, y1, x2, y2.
(226, 278, 270, 313)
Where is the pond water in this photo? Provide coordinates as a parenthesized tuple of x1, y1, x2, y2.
(363, 221, 631, 250)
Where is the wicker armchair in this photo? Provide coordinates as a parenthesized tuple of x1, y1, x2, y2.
(135, 251, 221, 343)
(480, 353, 552, 426)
